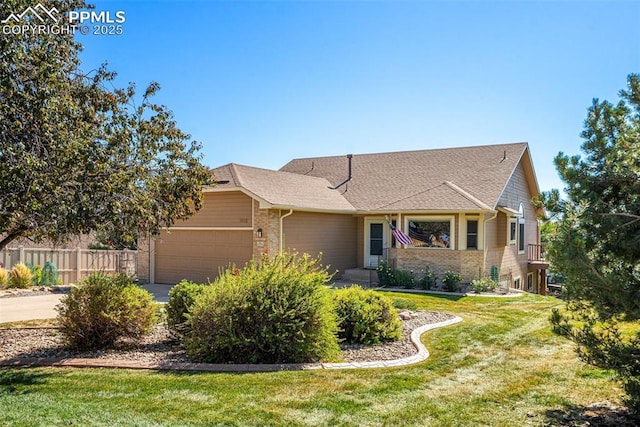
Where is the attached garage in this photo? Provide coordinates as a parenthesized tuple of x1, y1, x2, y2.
(154, 229, 253, 285)
(150, 190, 255, 284)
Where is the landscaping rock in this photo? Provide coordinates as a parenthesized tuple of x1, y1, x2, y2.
(0, 311, 456, 365)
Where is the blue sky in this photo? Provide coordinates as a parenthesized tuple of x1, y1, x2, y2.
(78, 0, 640, 194)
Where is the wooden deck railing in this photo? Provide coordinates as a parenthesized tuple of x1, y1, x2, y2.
(528, 244, 546, 262)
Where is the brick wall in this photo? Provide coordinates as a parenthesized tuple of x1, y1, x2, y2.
(396, 248, 484, 283)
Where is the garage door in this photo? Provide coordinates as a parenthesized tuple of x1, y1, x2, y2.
(154, 230, 252, 284)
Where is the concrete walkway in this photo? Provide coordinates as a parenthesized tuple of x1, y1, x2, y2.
(0, 284, 172, 324)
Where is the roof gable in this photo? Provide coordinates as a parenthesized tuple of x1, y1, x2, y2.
(210, 163, 355, 212)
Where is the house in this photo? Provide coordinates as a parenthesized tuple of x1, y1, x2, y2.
(137, 142, 549, 293)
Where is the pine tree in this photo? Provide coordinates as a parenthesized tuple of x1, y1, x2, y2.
(540, 73, 640, 413)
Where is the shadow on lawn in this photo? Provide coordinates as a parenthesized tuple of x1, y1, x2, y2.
(376, 288, 467, 301)
(0, 369, 52, 396)
(545, 403, 637, 426)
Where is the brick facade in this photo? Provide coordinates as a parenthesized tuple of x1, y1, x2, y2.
(394, 248, 484, 284)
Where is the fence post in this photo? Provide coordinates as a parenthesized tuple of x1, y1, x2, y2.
(75, 247, 82, 283)
(18, 246, 24, 265)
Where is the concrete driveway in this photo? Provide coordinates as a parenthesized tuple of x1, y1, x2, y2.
(0, 294, 64, 323)
(0, 284, 173, 324)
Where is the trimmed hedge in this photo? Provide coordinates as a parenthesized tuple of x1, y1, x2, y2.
(57, 273, 157, 350)
(333, 285, 403, 345)
(185, 253, 340, 364)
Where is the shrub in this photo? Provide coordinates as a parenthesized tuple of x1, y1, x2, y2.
(41, 261, 59, 286)
(392, 297, 418, 311)
(186, 252, 340, 364)
(9, 263, 34, 288)
(377, 260, 397, 287)
(57, 273, 158, 350)
(166, 280, 206, 336)
(333, 286, 403, 345)
(471, 277, 498, 293)
(442, 270, 462, 292)
(418, 266, 438, 290)
(0, 267, 8, 288)
(394, 269, 416, 289)
(29, 264, 43, 286)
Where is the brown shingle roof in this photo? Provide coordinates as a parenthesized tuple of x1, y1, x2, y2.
(279, 142, 531, 211)
(210, 163, 356, 212)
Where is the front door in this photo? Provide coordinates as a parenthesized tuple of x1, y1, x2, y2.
(365, 220, 386, 269)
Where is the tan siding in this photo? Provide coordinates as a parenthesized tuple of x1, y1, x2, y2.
(489, 160, 540, 288)
(283, 212, 358, 275)
(174, 191, 253, 228)
(154, 230, 252, 284)
(356, 217, 364, 268)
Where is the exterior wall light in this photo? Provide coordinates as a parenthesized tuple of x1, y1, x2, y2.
(256, 228, 263, 238)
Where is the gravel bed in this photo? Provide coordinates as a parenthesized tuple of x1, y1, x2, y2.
(0, 286, 71, 298)
(339, 311, 454, 362)
(0, 311, 455, 365)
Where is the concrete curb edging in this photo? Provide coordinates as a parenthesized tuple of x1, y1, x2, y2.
(320, 316, 463, 369)
(0, 316, 463, 373)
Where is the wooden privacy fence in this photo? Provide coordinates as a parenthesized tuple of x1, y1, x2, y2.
(0, 247, 137, 285)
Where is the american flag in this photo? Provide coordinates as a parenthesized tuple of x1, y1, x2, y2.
(390, 222, 413, 246)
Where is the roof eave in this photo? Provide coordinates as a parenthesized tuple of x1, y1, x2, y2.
(363, 208, 496, 215)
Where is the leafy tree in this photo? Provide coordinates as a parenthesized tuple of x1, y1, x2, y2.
(0, 0, 210, 250)
(539, 73, 640, 413)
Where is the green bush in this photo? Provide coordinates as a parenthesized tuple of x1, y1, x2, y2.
(185, 252, 340, 364)
(9, 263, 34, 288)
(166, 280, 206, 336)
(392, 297, 418, 311)
(57, 273, 158, 350)
(0, 267, 8, 288)
(418, 266, 438, 290)
(333, 286, 403, 345)
(442, 270, 462, 292)
(471, 277, 498, 293)
(394, 269, 416, 289)
(377, 260, 397, 287)
(29, 264, 43, 286)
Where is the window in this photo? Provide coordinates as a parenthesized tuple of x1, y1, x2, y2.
(509, 219, 517, 245)
(518, 218, 525, 254)
(467, 220, 478, 249)
(370, 223, 383, 256)
(406, 217, 454, 249)
(514, 277, 521, 290)
(527, 273, 533, 291)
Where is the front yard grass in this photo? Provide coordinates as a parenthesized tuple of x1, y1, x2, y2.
(0, 293, 623, 426)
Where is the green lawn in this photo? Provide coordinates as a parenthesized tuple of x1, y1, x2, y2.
(0, 293, 623, 426)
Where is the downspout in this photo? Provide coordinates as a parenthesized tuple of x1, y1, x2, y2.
(483, 211, 498, 277)
(279, 209, 294, 253)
